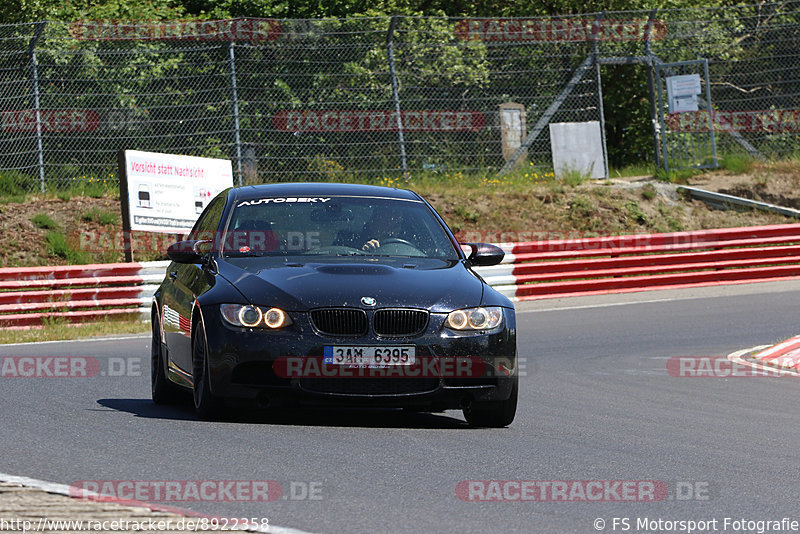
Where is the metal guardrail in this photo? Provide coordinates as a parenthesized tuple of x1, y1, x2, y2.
(678, 186, 800, 219)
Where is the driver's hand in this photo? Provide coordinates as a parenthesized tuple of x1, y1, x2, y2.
(361, 239, 380, 251)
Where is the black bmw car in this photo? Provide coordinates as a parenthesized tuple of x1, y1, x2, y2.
(151, 183, 518, 427)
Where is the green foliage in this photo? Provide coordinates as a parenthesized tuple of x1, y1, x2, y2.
(0, 0, 185, 24)
(0, 1, 785, 174)
(454, 205, 479, 222)
(173, 0, 735, 19)
(720, 154, 756, 174)
(31, 213, 59, 230)
(45, 231, 90, 264)
(601, 65, 657, 168)
(657, 203, 684, 232)
(611, 163, 656, 179)
(561, 170, 589, 187)
(568, 195, 596, 219)
(81, 207, 118, 225)
(0, 172, 35, 202)
(61, 180, 118, 199)
(625, 200, 648, 225)
(655, 167, 703, 184)
(641, 183, 657, 200)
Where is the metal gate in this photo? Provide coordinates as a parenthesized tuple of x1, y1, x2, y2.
(655, 60, 718, 172)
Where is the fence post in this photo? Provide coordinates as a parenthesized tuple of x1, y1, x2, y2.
(28, 22, 46, 193)
(386, 16, 409, 180)
(227, 41, 243, 186)
(593, 12, 610, 180)
(645, 9, 661, 168)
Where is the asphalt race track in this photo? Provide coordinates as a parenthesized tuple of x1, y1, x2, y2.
(2, 280, 800, 533)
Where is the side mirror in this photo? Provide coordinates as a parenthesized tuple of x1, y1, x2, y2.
(461, 242, 505, 267)
(167, 240, 212, 264)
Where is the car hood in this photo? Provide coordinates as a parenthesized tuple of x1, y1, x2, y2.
(217, 257, 484, 313)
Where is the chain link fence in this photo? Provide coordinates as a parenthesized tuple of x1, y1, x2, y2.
(0, 2, 798, 191)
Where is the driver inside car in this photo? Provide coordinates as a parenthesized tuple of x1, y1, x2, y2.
(358, 206, 408, 251)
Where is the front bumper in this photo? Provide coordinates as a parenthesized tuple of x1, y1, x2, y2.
(201, 306, 517, 411)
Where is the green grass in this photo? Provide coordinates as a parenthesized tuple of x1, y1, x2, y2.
(31, 212, 59, 230)
(81, 207, 118, 225)
(454, 205, 479, 222)
(625, 200, 649, 225)
(655, 167, 704, 184)
(52, 179, 117, 200)
(720, 154, 756, 174)
(610, 163, 656, 178)
(45, 231, 90, 264)
(561, 170, 589, 187)
(0, 170, 118, 204)
(641, 183, 657, 200)
(0, 318, 149, 345)
(0, 171, 31, 203)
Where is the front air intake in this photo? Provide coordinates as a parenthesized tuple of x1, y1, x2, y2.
(310, 308, 368, 337)
(373, 309, 429, 337)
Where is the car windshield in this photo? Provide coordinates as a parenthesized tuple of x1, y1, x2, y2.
(222, 195, 459, 260)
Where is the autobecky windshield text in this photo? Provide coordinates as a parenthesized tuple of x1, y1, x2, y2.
(222, 196, 458, 260)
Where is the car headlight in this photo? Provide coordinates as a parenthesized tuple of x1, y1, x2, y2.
(220, 304, 292, 329)
(445, 307, 503, 331)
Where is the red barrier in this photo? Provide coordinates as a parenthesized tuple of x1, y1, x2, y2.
(3, 224, 800, 328)
(0, 263, 142, 282)
(511, 245, 800, 276)
(507, 224, 800, 254)
(0, 261, 167, 328)
(493, 224, 800, 301)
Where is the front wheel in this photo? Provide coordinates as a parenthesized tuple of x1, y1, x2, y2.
(151, 313, 182, 404)
(192, 318, 224, 420)
(463, 377, 518, 428)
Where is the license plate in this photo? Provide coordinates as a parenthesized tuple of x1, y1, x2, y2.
(324, 346, 416, 367)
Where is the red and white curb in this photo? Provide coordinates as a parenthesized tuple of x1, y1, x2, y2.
(727, 336, 800, 377)
(747, 334, 800, 371)
(473, 243, 518, 300)
(0, 472, 314, 534)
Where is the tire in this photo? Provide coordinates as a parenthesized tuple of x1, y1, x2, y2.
(151, 313, 182, 404)
(463, 377, 518, 428)
(192, 318, 224, 420)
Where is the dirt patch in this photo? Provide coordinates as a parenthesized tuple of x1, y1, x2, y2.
(423, 172, 794, 243)
(0, 195, 166, 267)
